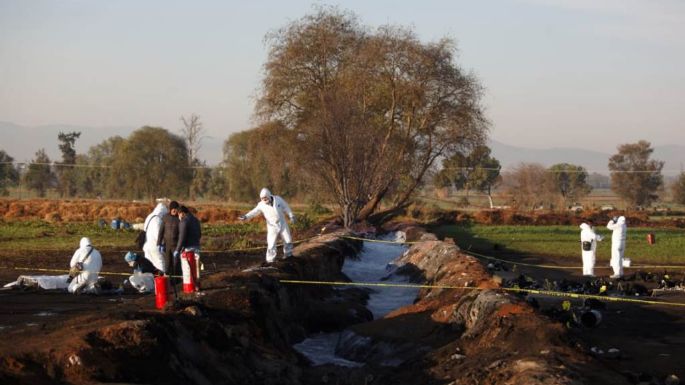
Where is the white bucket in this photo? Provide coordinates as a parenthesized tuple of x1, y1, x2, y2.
(622, 259, 631, 267)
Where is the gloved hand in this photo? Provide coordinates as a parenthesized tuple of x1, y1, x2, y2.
(612, 216, 618, 224)
(290, 215, 296, 224)
(68, 266, 80, 280)
(238, 215, 247, 221)
(75, 262, 84, 271)
(158, 245, 165, 253)
(173, 250, 180, 260)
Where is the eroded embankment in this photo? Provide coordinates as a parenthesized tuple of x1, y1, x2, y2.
(0, 231, 368, 385)
(302, 227, 629, 385)
(1, 227, 623, 385)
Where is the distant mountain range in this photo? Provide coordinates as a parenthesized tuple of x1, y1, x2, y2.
(1, 121, 683, 175)
(489, 140, 684, 176)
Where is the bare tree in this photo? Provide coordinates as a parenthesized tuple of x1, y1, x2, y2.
(258, 7, 487, 227)
(502, 163, 556, 210)
(180, 114, 204, 166)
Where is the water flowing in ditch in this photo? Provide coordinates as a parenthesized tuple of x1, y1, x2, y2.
(292, 233, 419, 367)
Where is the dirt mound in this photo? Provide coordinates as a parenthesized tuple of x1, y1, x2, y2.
(0, 232, 363, 385)
(324, 236, 630, 385)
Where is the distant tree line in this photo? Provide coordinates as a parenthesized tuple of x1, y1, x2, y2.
(0, 8, 682, 224)
(1, 131, 683, 213)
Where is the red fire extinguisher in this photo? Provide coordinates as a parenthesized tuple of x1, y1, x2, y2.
(647, 233, 656, 245)
(181, 250, 199, 293)
(154, 275, 168, 309)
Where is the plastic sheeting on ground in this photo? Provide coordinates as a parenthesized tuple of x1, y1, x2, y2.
(3, 275, 70, 290)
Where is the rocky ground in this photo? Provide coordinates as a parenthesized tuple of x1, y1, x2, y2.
(0, 225, 683, 385)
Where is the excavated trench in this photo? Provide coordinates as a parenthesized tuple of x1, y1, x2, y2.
(293, 232, 416, 368)
(0, 227, 638, 385)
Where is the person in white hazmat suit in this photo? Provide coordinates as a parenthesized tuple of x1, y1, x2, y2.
(239, 188, 296, 262)
(606, 216, 627, 278)
(579, 221, 603, 277)
(143, 203, 168, 273)
(67, 237, 102, 294)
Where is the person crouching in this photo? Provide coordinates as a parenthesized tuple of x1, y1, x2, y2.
(67, 237, 102, 294)
(123, 251, 161, 293)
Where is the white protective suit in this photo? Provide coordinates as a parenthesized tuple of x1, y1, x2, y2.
(244, 188, 295, 262)
(128, 272, 155, 293)
(68, 237, 102, 294)
(143, 203, 168, 273)
(579, 223, 603, 276)
(606, 216, 627, 277)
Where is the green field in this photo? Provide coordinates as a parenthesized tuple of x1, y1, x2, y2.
(432, 224, 685, 265)
(0, 220, 275, 253)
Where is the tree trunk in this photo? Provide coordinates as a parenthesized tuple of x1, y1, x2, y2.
(357, 186, 390, 221)
(342, 202, 355, 229)
(366, 201, 412, 226)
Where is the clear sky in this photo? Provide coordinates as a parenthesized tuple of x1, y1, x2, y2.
(1, 0, 684, 155)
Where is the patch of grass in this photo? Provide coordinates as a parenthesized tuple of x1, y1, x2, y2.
(0, 220, 138, 250)
(432, 224, 685, 265)
(0, 220, 269, 253)
(0, 215, 319, 254)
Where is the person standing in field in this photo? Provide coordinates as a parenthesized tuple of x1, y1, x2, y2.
(158, 200, 180, 276)
(606, 215, 627, 278)
(174, 205, 202, 266)
(239, 187, 296, 263)
(579, 220, 603, 277)
(143, 203, 167, 273)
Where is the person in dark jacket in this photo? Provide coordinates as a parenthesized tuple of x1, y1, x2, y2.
(157, 200, 180, 275)
(124, 251, 160, 274)
(174, 206, 202, 279)
(174, 206, 201, 256)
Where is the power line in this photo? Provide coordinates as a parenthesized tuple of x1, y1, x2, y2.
(440, 166, 678, 174)
(0, 161, 219, 170)
(1, 161, 681, 174)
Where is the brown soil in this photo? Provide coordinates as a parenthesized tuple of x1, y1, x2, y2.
(438, 208, 685, 228)
(0, 199, 244, 224)
(1, 227, 684, 385)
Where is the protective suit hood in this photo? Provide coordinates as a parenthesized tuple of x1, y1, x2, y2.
(152, 202, 168, 217)
(124, 251, 136, 263)
(617, 216, 626, 225)
(580, 223, 591, 231)
(79, 237, 92, 249)
(259, 188, 272, 199)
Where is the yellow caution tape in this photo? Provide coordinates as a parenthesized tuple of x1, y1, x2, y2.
(4, 236, 317, 254)
(10, 266, 184, 279)
(280, 279, 685, 308)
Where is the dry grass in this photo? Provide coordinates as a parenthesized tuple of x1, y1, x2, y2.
(0, 199, 244, 224)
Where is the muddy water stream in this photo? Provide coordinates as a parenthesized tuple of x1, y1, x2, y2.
(293, 233, 418, 367)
